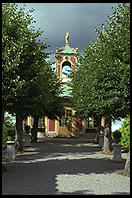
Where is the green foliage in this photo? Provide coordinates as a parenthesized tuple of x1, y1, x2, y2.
(2, 3, 64, 119)
(66, 117, 72, 129)
(2, 123, 7, 149)
(119, 116, 130, 149)
(2, 3, 64, 151)
(24, 62, 64, 119)
(2, 114, 16, 148)
(4, 114, 16, 138)
(71, 3, 130, 120)
(2, 3, 39, 112)
(2, 3, 48, 115)
(112, 130, 122, 143)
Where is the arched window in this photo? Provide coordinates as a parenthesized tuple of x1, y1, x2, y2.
(62, 61, 71, 82)
(62, 65, 71, 76)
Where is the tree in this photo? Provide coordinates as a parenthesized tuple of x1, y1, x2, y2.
(71, 3, 130, 121)
(2, 3, 64, 150)
(2, 3, 55, 151)
(71, 3, 130, 154)
(2, 3, 41, 114)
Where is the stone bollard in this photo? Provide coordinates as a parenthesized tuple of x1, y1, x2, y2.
(98, 135, 104, 148)
(6, 141, 15, 161)
(23, 134, 31, 147)
(124, 151, 130, 171)
(112, 143, 123, 162)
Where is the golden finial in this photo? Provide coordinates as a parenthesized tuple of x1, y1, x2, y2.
(65, 32, 69, 45)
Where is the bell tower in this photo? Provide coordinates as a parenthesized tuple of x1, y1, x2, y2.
(55, 32, 78, 82)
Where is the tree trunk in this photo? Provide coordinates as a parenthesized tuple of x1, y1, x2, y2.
(106, 116, 113, 151)
(95, 116, 101, 143)
(102, 117, 113, 153)
(31, 115, 39, 142)
(97, 116, 101, 127)
(103, 136, 111, 153)
(16, 112, 24, 152)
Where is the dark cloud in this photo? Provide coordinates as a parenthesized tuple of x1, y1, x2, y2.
(17, 3, 117, 61)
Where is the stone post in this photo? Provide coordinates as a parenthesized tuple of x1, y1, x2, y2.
(23, 134, 31, 147)
(98, 135, 104, 148)
(112, 143, 123, 162)
(6, 141, 15, 161)
(124, 151, 130, 172)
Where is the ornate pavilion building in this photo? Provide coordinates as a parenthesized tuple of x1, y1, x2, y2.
(25, 32, 106, 137)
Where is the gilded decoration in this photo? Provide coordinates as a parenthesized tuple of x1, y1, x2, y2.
(65, 32, 69, 45)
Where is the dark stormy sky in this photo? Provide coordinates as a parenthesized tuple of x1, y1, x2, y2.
(17, 3, 118, 63)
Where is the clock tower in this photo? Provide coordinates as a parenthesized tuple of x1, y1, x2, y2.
(55, 32, 78, 83)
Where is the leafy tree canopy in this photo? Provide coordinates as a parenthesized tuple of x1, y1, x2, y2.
(2, 3, 64, 119)
(71, 3, 130, 120)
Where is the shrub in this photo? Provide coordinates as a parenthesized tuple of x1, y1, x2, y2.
(113, 130, 122, 143)
(4, 114, 16, 140)
(119, 116, 130, 149)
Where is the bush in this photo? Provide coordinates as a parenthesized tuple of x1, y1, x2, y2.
(4, 114, 16, 140)
(112, 130, 122, 143)
(119, 116, 130, 149)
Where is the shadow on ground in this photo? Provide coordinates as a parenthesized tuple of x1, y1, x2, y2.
(2, 138, 127, 195)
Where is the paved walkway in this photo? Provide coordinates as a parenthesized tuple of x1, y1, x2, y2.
(2, 138, 130, 195)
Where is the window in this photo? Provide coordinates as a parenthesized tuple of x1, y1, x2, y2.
(38, 117, 44, 128)
(88, 117, 92, 127)
(62, 62, 71, 83)
(62, 65, 71, 76)
(60, 109, 72, 128)
(87, 117, 97, 127)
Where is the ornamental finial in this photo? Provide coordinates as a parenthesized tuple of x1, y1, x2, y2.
(65, 32, 69, 45)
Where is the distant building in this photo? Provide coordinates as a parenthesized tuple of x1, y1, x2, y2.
(26, 32, 107, 137)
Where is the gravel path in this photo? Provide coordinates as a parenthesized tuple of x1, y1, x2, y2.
(2, 138, 130, 195)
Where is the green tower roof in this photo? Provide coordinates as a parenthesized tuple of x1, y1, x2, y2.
(60, 45, 77, 54)
(56, 45, 78, 55)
